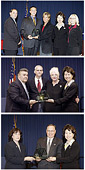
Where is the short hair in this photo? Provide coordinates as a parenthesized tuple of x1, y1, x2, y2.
(62, 66, 75, 80)
(43, 12, 51, 21)
(50, 67, 60, 79)
(8, 128, 22, 142)
(56, 11, 65, 24)
(47, 124, 56, 130)
(18, 68, 28, 74)
(10, 9, 17, 13)
(68, 14, 79, 26)
(63, 124, 76, 142)
(30, 6, 37, 11)
(34, 65, 43, 71)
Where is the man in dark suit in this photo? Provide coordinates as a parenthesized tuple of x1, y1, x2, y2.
(20, 6, 41, 55)
(3, 9, 21, 55)
(34, 124, 63, 169)
(28, 65, 47, 112)
(5, 68, 36, 112)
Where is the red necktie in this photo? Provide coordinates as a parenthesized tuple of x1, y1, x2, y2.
(37, 80, 41, 92)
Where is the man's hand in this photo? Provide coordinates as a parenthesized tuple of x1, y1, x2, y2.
(28, 35, 33, 39)
(29, 100, 38, 108)
(35, 157, 41, 162)
(24, 156, 35, 162)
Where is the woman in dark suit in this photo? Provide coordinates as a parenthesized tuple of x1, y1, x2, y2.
(5, 128, 35, 169)
(47, 66, 79, 112)
(53, 11, 68, 55)
(39, 12, 54, 55)
(47, 124, 80, 169)
(44, 67, 65, 112)
(67, 14, 82, 55)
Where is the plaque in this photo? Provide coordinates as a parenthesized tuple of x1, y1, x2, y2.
(32, 28, 40, 37)
(36, 90, 49, 102)
(34, 148, 47, 160)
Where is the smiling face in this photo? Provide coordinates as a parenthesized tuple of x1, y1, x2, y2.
(34, 65, 43, 79)
(43, 14, 49, 24)
(30, 7, 37, 18)
(50, 72, 59, 82)
(65, 129, 74, 142)
(69, 15, 76, 25)
(64, 71, 73, 83)
(46, 125, 56, 138)
(10, 9, 18, 20)
(57, 15, 63, 24)
(12, 131, 21, 143)
(18, 71, 28, 83)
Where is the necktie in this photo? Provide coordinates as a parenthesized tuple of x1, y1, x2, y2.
(37, 80, 41, 93)
(47, 139, 51, 156)
(33, 18, 36, 26)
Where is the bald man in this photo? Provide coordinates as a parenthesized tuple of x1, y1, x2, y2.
(27, 65, 48, 112)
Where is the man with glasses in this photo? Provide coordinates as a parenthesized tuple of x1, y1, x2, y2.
(27, 65, 47, 112)
(34, 124, 62, 169)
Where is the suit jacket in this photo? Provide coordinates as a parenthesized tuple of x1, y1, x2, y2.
(35, 136, 63, 169)
(5, 79, 30, 112)
(68, 25, 82, 54)
(39, 21, 54, 54)
(20, 16, 41, 48)
(5, 141, 26, 169)
(56, 141, 80, 169)
(27, 78, 48, 112)
(55, 82, 79, 112)
(3, 17, 20, 50)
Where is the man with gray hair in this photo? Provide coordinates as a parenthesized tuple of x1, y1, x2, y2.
(5, 68, 36, 112)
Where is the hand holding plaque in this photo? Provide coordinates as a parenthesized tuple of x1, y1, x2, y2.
(31, 28, 40, 37)
(36, 90, 49, 102)
(34, 148, 47, 160)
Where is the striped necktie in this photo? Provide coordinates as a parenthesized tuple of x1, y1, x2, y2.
(33, 18, 36, 26)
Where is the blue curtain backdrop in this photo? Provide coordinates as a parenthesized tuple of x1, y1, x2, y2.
(1, 1, 84, 33)
(1, 114, 84, 168)
(1, 57, 84, 111)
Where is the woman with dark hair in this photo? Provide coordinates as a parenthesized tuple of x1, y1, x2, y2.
(5, 128, 35, 169)
(53, 11, 68, 55)
(47, 124, 80, 169)
(47, 66, 79, 112)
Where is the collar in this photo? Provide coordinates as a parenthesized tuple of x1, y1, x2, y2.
(56, 23, 64, 28)
(64, 139, 75, 150)
(67, 79, 75, 86)
(66, 138, 75, 146)
(30, 15, 36, 20)
(35, 76, 42, 81)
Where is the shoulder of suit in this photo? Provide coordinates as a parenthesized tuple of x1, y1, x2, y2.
(54, 137, 63, 143)
(38, 136, 46, 142)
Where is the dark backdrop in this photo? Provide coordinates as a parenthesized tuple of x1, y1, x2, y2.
(1, 114, 84, 168)
(1, 1, 84, 33)
(1, 57, 84, 111)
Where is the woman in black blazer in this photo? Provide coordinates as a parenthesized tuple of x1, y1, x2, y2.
(67, 14, 82, 55)
(47, 66, 79, 112)
(53, 11, 68, 55)
(47, 124, 80, 169)
(39, 12, 54, 55)
(5, 128, 35, 169)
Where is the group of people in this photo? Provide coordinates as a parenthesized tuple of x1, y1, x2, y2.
(4, 124, 80, 169)
(3, 7, 82, 56)
(5, 65, 79, 112)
